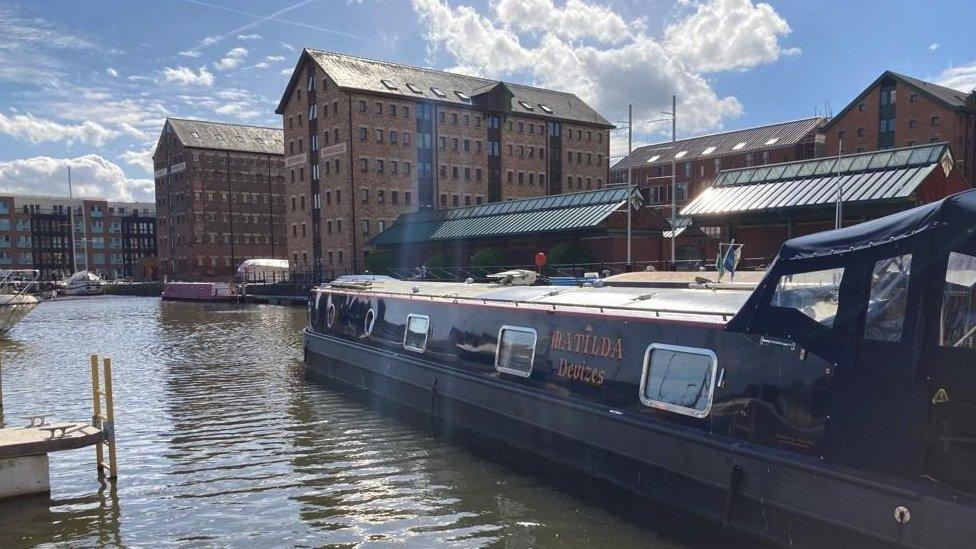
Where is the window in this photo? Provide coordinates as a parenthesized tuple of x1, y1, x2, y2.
(772, 267, 844, 327)
(857, 128, 866, 137)
(403, 314, 430, 352)
(909, 119, 918, 129)
(941, 252, 976, 348)
(495, 326, 537, 377)
(909, 93, 919, 103)
(865, 254, 912, 342)
(932, 116, 941, 126)
(640, 344, 717, 418)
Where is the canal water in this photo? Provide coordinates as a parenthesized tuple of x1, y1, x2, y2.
(0, 296, 754, 548)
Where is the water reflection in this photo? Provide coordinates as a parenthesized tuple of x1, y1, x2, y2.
(0, 297, 753, 548)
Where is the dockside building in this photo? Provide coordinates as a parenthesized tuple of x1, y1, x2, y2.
(0, 194, 156, 281)
(276, 49, 613, 278)
(152, 118, 287, 280)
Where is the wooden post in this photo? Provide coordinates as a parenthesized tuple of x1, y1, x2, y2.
(90, 354, 104, 478)
(102, 357, 117, 480)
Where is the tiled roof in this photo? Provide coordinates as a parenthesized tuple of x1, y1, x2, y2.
(277, 49, 612, 127)
(166, 118, 284, 155)
(611, 117, 825, 172)
(370, 187, 638, 245)
(681, 143, 952, 217)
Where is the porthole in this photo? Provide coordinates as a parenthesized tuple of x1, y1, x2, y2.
(326, 303, 336, 328)
(364, 308, 375, 335)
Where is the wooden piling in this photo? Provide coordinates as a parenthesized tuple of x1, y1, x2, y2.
(90, 354, 117, 481)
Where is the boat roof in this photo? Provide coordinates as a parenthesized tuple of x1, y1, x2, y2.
(322, 276, 750, 323)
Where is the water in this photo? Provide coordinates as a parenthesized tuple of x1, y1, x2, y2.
(0, 296, 752, 548)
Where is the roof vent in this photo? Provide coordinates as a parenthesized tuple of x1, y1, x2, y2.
(539, 103, 553, 114)
(380, 79, 398, 91)
(518, 99, 534, 111)
(213, 133, 224, 141)
(455, 90, 471, 102)
(405, 82, 423, 94)
(430, 86, 446, 98)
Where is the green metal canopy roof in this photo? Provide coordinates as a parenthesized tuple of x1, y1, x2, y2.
(681, 143, 953, 217)
(370, 187, 639, 246)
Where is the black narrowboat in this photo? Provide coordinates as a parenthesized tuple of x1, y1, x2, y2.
(303, 190, 976, 548)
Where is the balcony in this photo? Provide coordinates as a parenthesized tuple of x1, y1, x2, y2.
(0, 220, 9, 231)
(90, 209, 103, 218)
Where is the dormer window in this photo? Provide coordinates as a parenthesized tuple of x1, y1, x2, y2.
(214, 133, 224, 141)
(645, 155, 661, 163)
(701, 146, 716, 155)
(732, 142, 746, 150)
(539, 103, 553, 114)
(430, 86, 446, 98)
(455, 90, 471, 102)
(380, 79, 398, 91)
(406, 82, 423, 94)
(674, 151, 688, 159)
(764, 137, 779, 146)
(191, 131, 200, 138)
(517, 99, 534, 111)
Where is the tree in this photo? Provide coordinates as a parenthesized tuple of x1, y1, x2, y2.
(548, 241, 592, 266)
(363, 250, 393, 274)
(424, 252, 451, 269)
(470, 248, 508, 269)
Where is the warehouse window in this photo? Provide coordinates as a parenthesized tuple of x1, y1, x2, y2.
(640, 344, 717, 418)
(403, 314, 430, 353)
(495, 326, 537, 378)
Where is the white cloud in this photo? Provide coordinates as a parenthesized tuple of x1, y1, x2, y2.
(0, 111, 119, 146)
(178, 49, 201, 58)
(162, 65, 214, 86)
(663, 0, 796, 73)
(280, 68, 292, 76)
(281, 42, 295, 51)
(214, 47, 249, 70)
(935, 61, 976, 93)
(265, 55, 285, 62)
(118, 146, 155, 175)
(200, 36, 219, 46)
(0, 7, 98, 83)
(412, 0, 750, 138)
(493, 0, 640, 45)
(105, 67, 118, 77)
(929, 43, 940, 51)
(250, 62, 270, 70)
(237, 33, 262, 40)
(0, 155, 153, 202)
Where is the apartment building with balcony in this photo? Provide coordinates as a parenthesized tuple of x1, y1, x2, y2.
(0, 194, 156, 280)
(275, 49, 612, 277)
(153, 118, 287, 279)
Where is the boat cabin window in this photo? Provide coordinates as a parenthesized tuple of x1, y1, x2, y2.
(940, 252, 976, 349)
(771, 267, 844, 328)
(640, 344, 717, 418)
(495, 326, 537, 378)
(864, 254, 912, 342)
(403, 314, 430, 352)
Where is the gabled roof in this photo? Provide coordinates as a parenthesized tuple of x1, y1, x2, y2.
(824, 70, 976, 129)
(165, 118, 284, 155)
(611, 117, 825, 172)
(370, 187, 639, 246)
(276, 49, 612, 127)
(681, 143, 956, 217)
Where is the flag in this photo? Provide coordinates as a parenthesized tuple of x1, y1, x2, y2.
(716, 240, 742, 281)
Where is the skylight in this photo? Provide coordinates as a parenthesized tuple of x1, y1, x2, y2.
(455, 90, 471, 102)
(191, 131, 200, 138)
(406, 82, 423, 94)
(430, 86, 446, 98)
(645, 155, 661, 163)
(380, 79, 398, 91)
(674, 151, 688, 159)
(764, 137, 779, 145)
(539, 103, 553, 114)
(518, 99, 534, 111)
(701, 146, 716, 155)
(732, 142, 746, 150)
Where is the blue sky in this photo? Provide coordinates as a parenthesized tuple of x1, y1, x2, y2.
(0, 0, 973, 202)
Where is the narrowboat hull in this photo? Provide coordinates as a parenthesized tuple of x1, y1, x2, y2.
(304, 326, 976, 548)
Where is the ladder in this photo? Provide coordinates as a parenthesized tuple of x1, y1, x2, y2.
(90, 354, 118, 481)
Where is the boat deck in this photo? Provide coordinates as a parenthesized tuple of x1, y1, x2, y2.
(323, 277, 754, 323)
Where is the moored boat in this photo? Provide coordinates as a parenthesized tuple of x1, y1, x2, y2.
(304, 190, 976, 548)
(62, 270, 104, 296)
(0, 269, 40, 334)
(161, 281, 237, 302)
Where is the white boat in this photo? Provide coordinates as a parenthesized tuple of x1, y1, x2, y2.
(0, 270, 40, 334)
(63, 270, 104, 296)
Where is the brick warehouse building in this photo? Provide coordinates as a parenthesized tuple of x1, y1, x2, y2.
(823, 70, 976, 186)
(275, 49, 612, 277)
(153, 118, 287, 280)
(0, 194, 156, 281)
(610, 117, 826, 211)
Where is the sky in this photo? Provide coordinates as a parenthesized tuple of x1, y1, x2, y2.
(0, 0, 974, 202)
